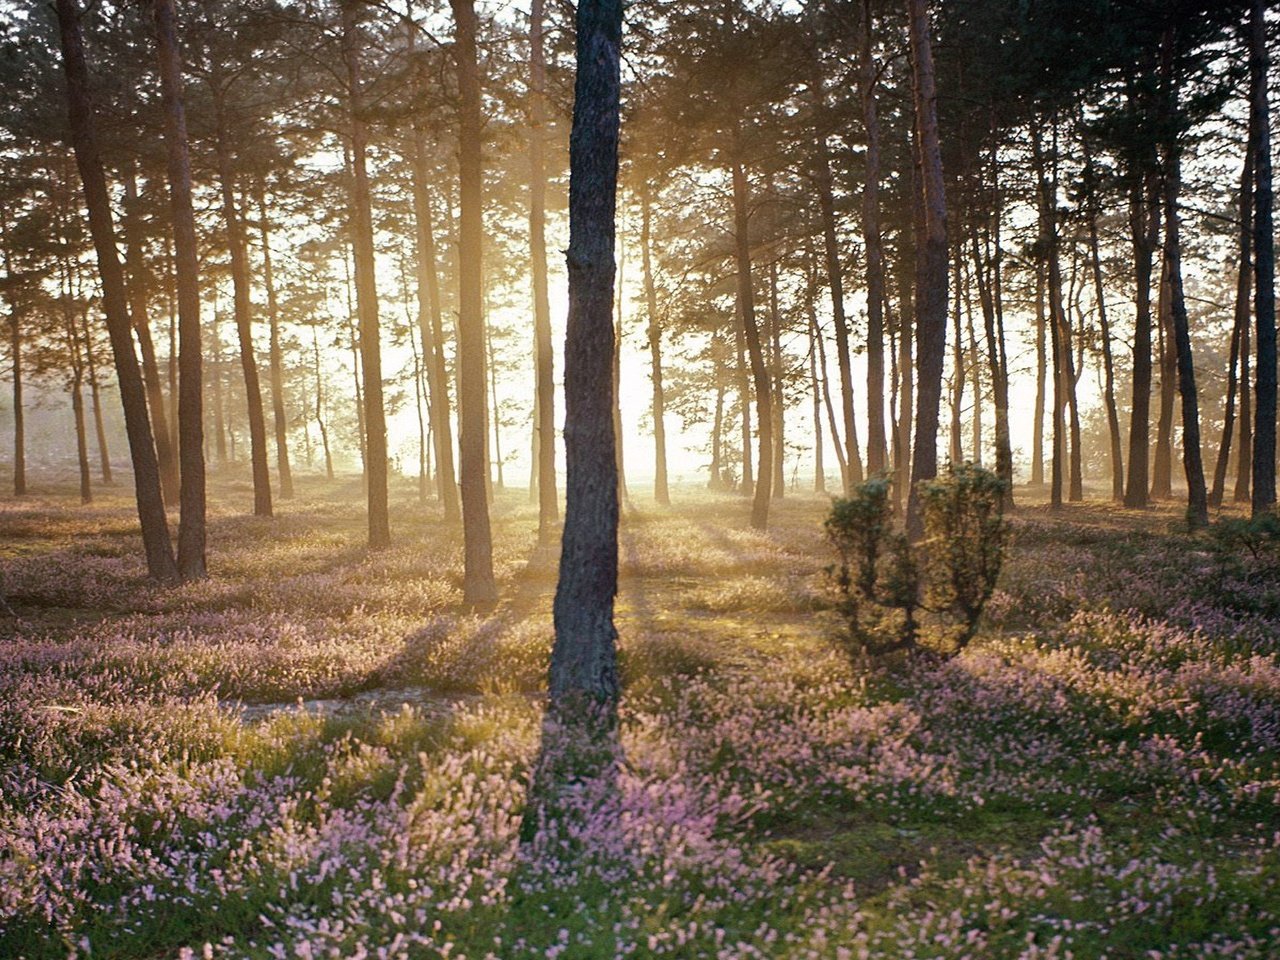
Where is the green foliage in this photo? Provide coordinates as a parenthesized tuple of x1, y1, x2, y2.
(825, 464, 1008, 659)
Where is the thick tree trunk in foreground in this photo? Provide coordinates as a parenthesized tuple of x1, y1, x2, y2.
(1251, 0, 1276, 517)
(55, 0, 176, 581)
(343, 0, 389, 546)
(450, 0, 497, 602)
(548, 0, 623, 715)
(156, 0, 207, 579)
(530, 0, 559, 536)
(905, 0, 947, 540)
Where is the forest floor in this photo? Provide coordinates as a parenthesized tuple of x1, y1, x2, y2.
(2, 471, 1279, 959)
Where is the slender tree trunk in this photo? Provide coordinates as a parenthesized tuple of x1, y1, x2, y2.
(122, 163, 178, 505)
(1124, 164, 1160, 509)
(640, 183, 669, 505)
(768, 258, 785, 499)
(69, 362, 91, 504)
(1032, 264, 1046, 487)
(547, 0, 623, 718)
(312, 326, 334, 480)
(905, 0, 947, 540)
(529, 0, 559, 535)
(79, 312, 111, 483)
(809, 307, 826, 493)
(710, 350, 725, 489)
(735, 307, 752, 495)
(409, 136, 461, 522)
(1161, 104, 1207, 524)
(256, 184, 293, 500)
(612, 236, 627, 505)
(212, 304, 227, 463)
(895, 266, 914, 507)
(966, 279, 981, 464)
(730, 146, 774, 529)
(1152, 258, 1175, 499)
(949, 249, 964, 465)
(1213, 142, 1254, 508)
(812, 68, 863, 490)
(342, 0, 389, 545)
(0, 206, 24, 497)
(859, 0, 888, 476)
(55, 0, 177, 581)
(450, 0, 497, 602)
(1251, 0, 1276, 516)
(1084, 132, 1124, 501)
(213, 90, 272, 519)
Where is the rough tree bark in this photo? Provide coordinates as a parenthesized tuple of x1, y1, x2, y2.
(547, 0, 624, 720)
(859, 0, 888, 476)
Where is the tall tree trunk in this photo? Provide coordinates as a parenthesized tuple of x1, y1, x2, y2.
(213, 90, 272, 519)
(547, 0, 623, 721)
(55, 0, 177, 581)
(640, 183, 669, 505)
(342, 0, 389, 545)
(1032, 263, 1046, 487)
(409, 137, 461, 522)
(79, 312, 111, 483)
(730, 146, 774, 529)
(859, 0, 888, 476)
(122, 163, 178, 505)
(1124, 163, 1160, 509)
(529, 0, 559, 534)
(1213, 142, 1254, 508)
(1251, 0, 1276, 517)
(812, 67, 863, 490)
(906, 0, 948, 540)
(256, 184, 293, 501)
(949, 249, 964, 465)
(612, 236, 627, 505)
(0, 205, 24, 496)
(895, 266, 914, 507)
(1084, 132, 1124, 501)
(1151, 257, 1175, 499)
(450, 0, 497, 602)
(312, 326, 334, 480)
(1161, 75, 1207, 525)
(212, 303, 227, 463)
(966, 279, 981, 464)
(768, 258, 785, 499)
(809, 307, 826, 493)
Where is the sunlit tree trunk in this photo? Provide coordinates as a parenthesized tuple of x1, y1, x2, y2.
(122, 162, 178, 505)
(312, 326, 334, 480)
(729, 142, 773, 529)
(55, 0, 177, 581)
(529, 0, 559, 534)
(450, 0, 497, 602)
(255, 184, 293, 501)
(342, 0, 389, 545)
(1151, 258, 1175, 499)
(640, 183, 669, 506)
(1213, 142, 1254, 508)
(1084, 133, 1124, 501)
(79, 312, 111, 484)
(213, 85, 272, 519)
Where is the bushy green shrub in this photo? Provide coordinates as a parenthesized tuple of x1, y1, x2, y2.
(825, 464, 1008, 659)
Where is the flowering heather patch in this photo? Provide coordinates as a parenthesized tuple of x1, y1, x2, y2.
(1, 488, 1278, 958)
